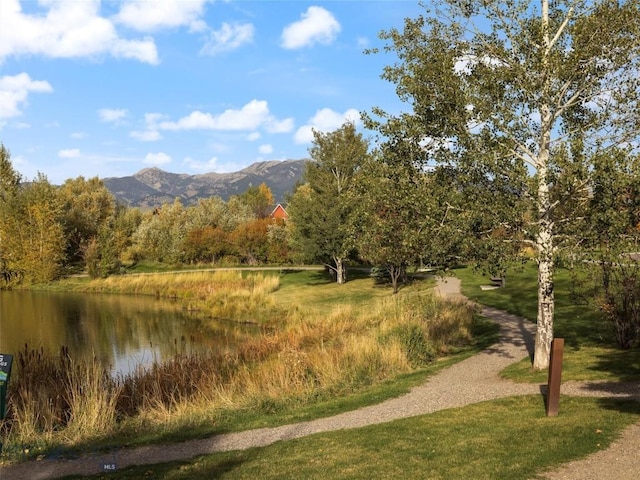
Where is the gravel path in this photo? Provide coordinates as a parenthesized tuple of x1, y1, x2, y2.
(2, 277, 638, 480)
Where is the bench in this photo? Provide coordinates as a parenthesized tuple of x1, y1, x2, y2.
(490, 277, 504, 287)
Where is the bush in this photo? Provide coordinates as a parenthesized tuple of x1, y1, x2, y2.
(596, 257, 640, 349)
(393, 324, 435, 367)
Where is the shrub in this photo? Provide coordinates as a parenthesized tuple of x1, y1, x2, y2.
(596, 257, 640, 349)
(392, 324, 435, 367)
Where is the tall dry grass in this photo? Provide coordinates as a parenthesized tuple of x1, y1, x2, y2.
(1, 279, 477, 458)
(81, 270, 282, 322)
(4, 346, 119, 448)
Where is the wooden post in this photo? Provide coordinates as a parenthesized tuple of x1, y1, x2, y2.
(546, 338, 564, 417)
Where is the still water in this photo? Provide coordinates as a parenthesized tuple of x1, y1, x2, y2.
(0, 290, 256, 376)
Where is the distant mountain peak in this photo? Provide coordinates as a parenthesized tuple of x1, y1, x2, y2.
(103, 159, 307, 209)
(137, 166, 164, 173)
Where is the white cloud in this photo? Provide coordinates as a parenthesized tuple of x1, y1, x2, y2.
(13, 122, 30, 129)
(110, 37, 159, 64)
(0, 0, 158, 64)
(0, 73, 53, 119)
(293, 127, 314, 145)
(183, 156, 219, 172)
(99, 108, 128, 123)
(247, 132, 261, 141)
(159, 100, 272, 131)
(311, 108, 360, 130)
(145, 112, 167, 124)
(294, 108, 360, 144)
(130, 112, 166, 141)
(144, 152, 172, 166)
(115, 0, 209, 33)
(59, 148, 81, 158)
(71, 132, 87, 139)
(259, 144, 273, 155)
(130, 130, 161, 141)
(281, 6, 341, 49)
(200, 22, 254, 55)
(266, 117, 295, 134)
(160, 111, 216, 130)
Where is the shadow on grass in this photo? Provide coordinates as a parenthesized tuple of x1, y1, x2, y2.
(281, 266, 375, 286)
(554, 302, 614, 349)
(278, 268, 333, 286)
(536, 386, 640, 417)
(595, 397, 640, 415)
(588, 348, 640, 381)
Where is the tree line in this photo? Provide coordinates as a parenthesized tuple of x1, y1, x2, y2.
(2, 1, 640, 369)
(0, 148, 291, 283)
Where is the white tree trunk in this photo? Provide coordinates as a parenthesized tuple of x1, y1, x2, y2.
(335, 257, 346, 284)
(534, 215, 555, 370)
(532, 147, 555, 371)
(533, 0, 555, 371)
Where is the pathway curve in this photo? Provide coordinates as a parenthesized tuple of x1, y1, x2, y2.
(2, 277, 638, 480)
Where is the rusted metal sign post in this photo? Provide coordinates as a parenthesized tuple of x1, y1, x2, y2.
(546, 338, 564, 417)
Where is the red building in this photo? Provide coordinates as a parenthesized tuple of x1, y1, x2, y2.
(270, 204, 289, 220)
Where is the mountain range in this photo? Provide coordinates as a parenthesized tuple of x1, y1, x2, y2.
(103, 159, 307, 209)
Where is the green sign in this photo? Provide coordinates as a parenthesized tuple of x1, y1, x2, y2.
(0, 353, 13, 420)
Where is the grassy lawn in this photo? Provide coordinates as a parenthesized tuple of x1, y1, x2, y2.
(273, 268, 391, 313)
(455, 263, 640, 383)
(61, 396, 639, 480)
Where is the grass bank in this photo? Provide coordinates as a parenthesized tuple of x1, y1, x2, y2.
(49, 269, 284, 323)
(455, 263, 640, 382)
(61, 396, 639, 480)
(1, 269, 491, 463)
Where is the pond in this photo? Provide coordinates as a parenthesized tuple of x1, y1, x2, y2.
(0, 290, 258, 376)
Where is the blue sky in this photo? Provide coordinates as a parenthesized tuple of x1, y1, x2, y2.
(0, 0, 424, 184)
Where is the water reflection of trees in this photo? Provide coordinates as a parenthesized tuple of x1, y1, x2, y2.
(0, 290, 257, 375)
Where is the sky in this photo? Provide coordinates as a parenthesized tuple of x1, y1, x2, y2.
(0, 0, 425, 184)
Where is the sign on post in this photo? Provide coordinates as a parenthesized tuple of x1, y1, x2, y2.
(545, 338, 564, 417)
(0, 353, 13, 420)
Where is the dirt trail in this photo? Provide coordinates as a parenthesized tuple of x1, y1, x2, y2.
(1, 277, 638, 479)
